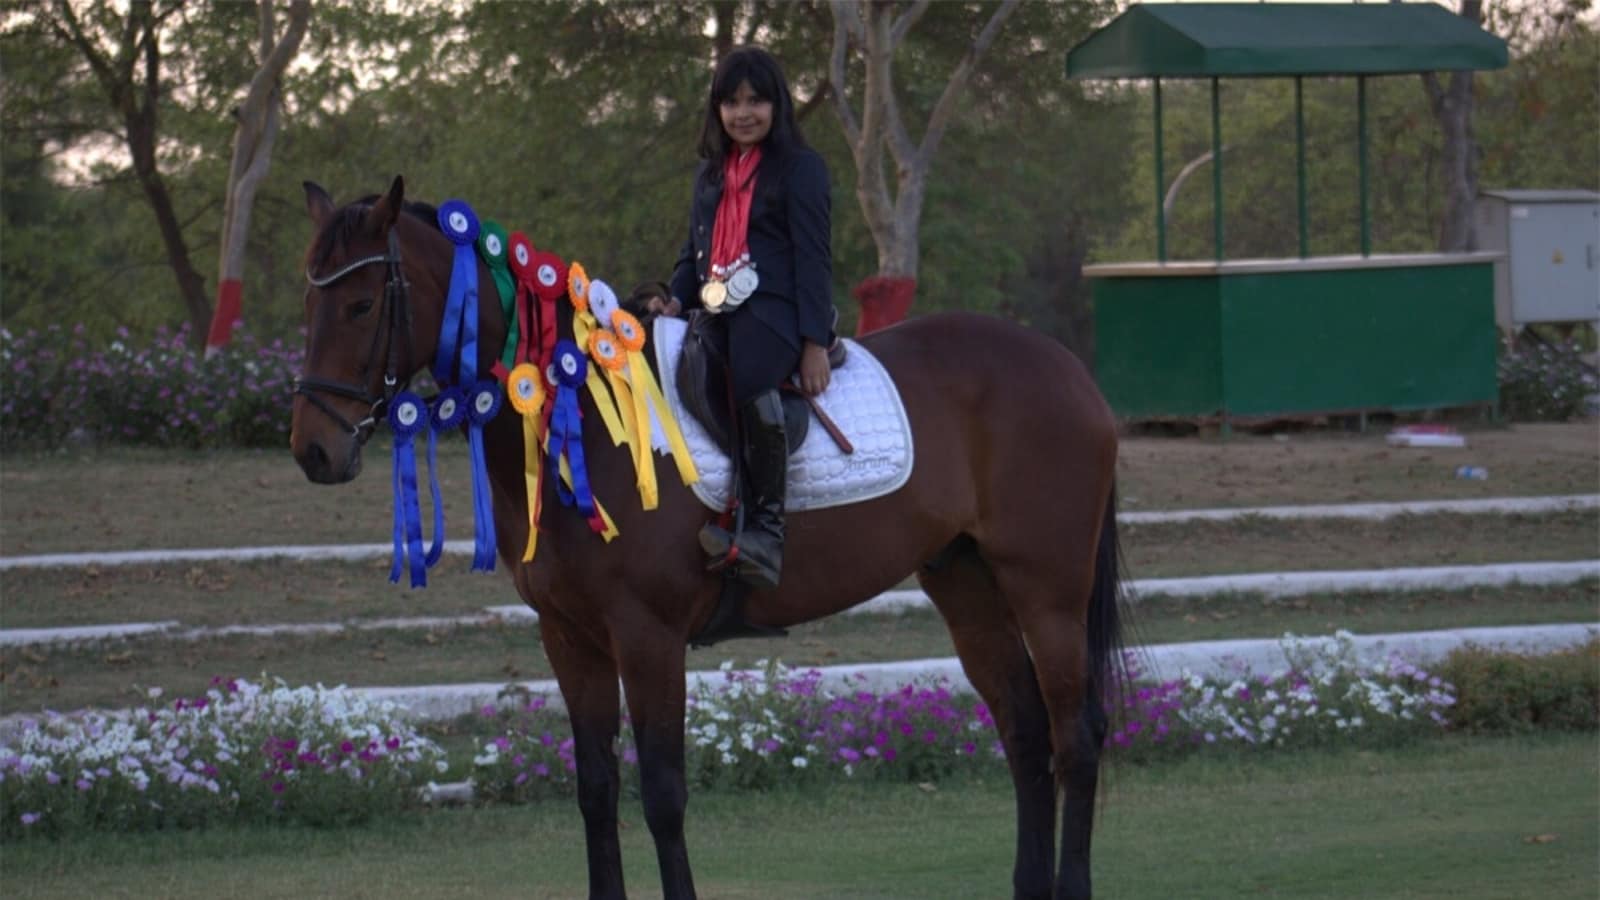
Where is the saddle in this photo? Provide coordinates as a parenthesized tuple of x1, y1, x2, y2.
(673, 311, 848, 456)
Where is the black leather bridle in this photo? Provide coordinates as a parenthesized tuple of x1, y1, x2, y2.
(294, 229, 413, 443)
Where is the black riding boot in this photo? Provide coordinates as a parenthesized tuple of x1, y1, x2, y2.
(699, 389, 787, 590)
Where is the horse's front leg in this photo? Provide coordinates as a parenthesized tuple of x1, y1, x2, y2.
(541, 615, 626, 900)
(617, 621, 697, 900)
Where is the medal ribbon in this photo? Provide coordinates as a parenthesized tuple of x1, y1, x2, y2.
(387, 393, 429, 588)
(710, 147, 762, 275)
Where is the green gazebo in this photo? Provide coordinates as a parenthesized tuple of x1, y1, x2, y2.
(1067, 3, 1509, 424)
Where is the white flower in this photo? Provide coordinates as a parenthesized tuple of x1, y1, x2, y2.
(791, 756, 808, 769)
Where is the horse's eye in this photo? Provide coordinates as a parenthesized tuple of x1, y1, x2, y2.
(346, 298, 375, 320)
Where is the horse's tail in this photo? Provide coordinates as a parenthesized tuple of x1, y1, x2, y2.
(1087, 481, 1131, 726)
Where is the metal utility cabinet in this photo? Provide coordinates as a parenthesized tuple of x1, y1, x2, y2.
(1475, 190, 1600, 328)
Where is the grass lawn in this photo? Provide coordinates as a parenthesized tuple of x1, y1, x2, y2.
(2, 733, 1594, 899)
(3, 582, 1594, 717)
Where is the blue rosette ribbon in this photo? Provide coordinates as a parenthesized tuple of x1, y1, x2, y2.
(465, 380, 502, 572)
(546, 340, 596, 519)
(433, 200, 481, 388)
(387, 392, 429, 588)
(425, 387, 467, 568)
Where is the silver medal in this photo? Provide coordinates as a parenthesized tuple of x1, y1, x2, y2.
(726, 266, 758, 303)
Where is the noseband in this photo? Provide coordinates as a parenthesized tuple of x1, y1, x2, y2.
(294, 229, 413, 442)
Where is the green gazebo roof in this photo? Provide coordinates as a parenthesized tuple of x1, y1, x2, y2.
(1066, 3, 1509, 79)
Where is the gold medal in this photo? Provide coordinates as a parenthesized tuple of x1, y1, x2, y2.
(700, 279, 728, 310)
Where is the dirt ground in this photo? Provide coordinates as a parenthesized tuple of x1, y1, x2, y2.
(1117, 422, 1598, 510)
(1, 423, 1595, 555)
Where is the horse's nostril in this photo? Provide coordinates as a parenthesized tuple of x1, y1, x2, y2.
(305, 441, 330, 476)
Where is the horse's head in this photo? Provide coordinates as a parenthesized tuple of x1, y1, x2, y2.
(291, 176, 445, 484)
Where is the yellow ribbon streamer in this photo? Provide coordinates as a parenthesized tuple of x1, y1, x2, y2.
(613, 310, 699, 489)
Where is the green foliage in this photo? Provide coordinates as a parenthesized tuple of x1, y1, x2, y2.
(1497, 331, 1599, 421)
(2, 1, 1595, 363)
(1437, 640, 1600, 734)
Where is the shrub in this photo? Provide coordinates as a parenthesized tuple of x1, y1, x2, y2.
(0, 676, 446, 839)
(0, 322, 301, 450)
(1498, 333, 1597, 421)
(1434, 640, 1599, 734)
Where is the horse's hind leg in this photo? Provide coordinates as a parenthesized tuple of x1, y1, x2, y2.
(919, 539, 1057, 900)
(986, 549, 1108, 900)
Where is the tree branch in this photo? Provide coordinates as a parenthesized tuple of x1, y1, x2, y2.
(241, 0, 310, 119)
(889, 0, 929, 49)
(915, 0, 1017, 168)
(828, 2, 860, 146)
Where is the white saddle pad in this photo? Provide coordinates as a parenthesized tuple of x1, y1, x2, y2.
(652, 317, 914, 512)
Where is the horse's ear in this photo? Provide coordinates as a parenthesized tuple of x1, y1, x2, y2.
(365, 175, 405, 235)
(304, 181, 335, 228)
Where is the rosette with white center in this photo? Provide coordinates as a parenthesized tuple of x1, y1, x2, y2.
(388, 392, 427, 439)
(437, 200, 480, 246)
(507, 363, 544, 416)
(532, 251, 567, 303)
(568, 262, 591, 312)
(467, 380, 503, 425)
(553, 340, 587, 388)
(430, 386, 468, 431)
(588, 330, 625, 372)
(611, 310, 646, 353)
(588, 279, 621, 326)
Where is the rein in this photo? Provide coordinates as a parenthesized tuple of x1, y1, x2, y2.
(295, 229, 413, 442)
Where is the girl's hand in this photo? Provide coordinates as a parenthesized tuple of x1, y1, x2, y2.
(799, 341, 830, 396)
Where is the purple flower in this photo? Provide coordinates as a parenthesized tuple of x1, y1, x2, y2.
(20, 812, 40, 826)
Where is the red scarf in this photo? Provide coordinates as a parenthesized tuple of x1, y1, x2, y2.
(710, 147, 761, 274)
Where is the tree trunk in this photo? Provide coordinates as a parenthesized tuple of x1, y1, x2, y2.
(1422, 0, 1485, 252)
(208, 0, 310, 353)
(828, 0, 1016, 331)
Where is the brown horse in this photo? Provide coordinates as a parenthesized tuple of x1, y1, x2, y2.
(290, 177, 1126, 900)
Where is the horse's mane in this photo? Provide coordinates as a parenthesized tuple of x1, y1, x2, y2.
(308, 196, 440, 272)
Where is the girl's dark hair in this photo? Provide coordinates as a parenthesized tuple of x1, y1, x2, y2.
(696, 46, 807, 180)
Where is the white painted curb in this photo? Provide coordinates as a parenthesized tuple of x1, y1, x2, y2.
(5, 560, 1596, 648)
(349, 622, 1600, 723)
(3, 495, 1592, 571)
(1120, 494, 1599, 525)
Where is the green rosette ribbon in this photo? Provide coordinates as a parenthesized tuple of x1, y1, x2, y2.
(476, 221, 519, 371)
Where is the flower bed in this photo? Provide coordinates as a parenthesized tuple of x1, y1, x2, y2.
(0, 677, 445, 839)
(1, 322, 300, 449)
(13, 634, 1589, 840)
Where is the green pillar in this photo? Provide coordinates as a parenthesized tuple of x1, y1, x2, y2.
(1358, 75, 1371, 257)
(1154, 77, 1167, 262)
(1211, 77, 1224, 262)
(1296, 76, 1309, 259)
